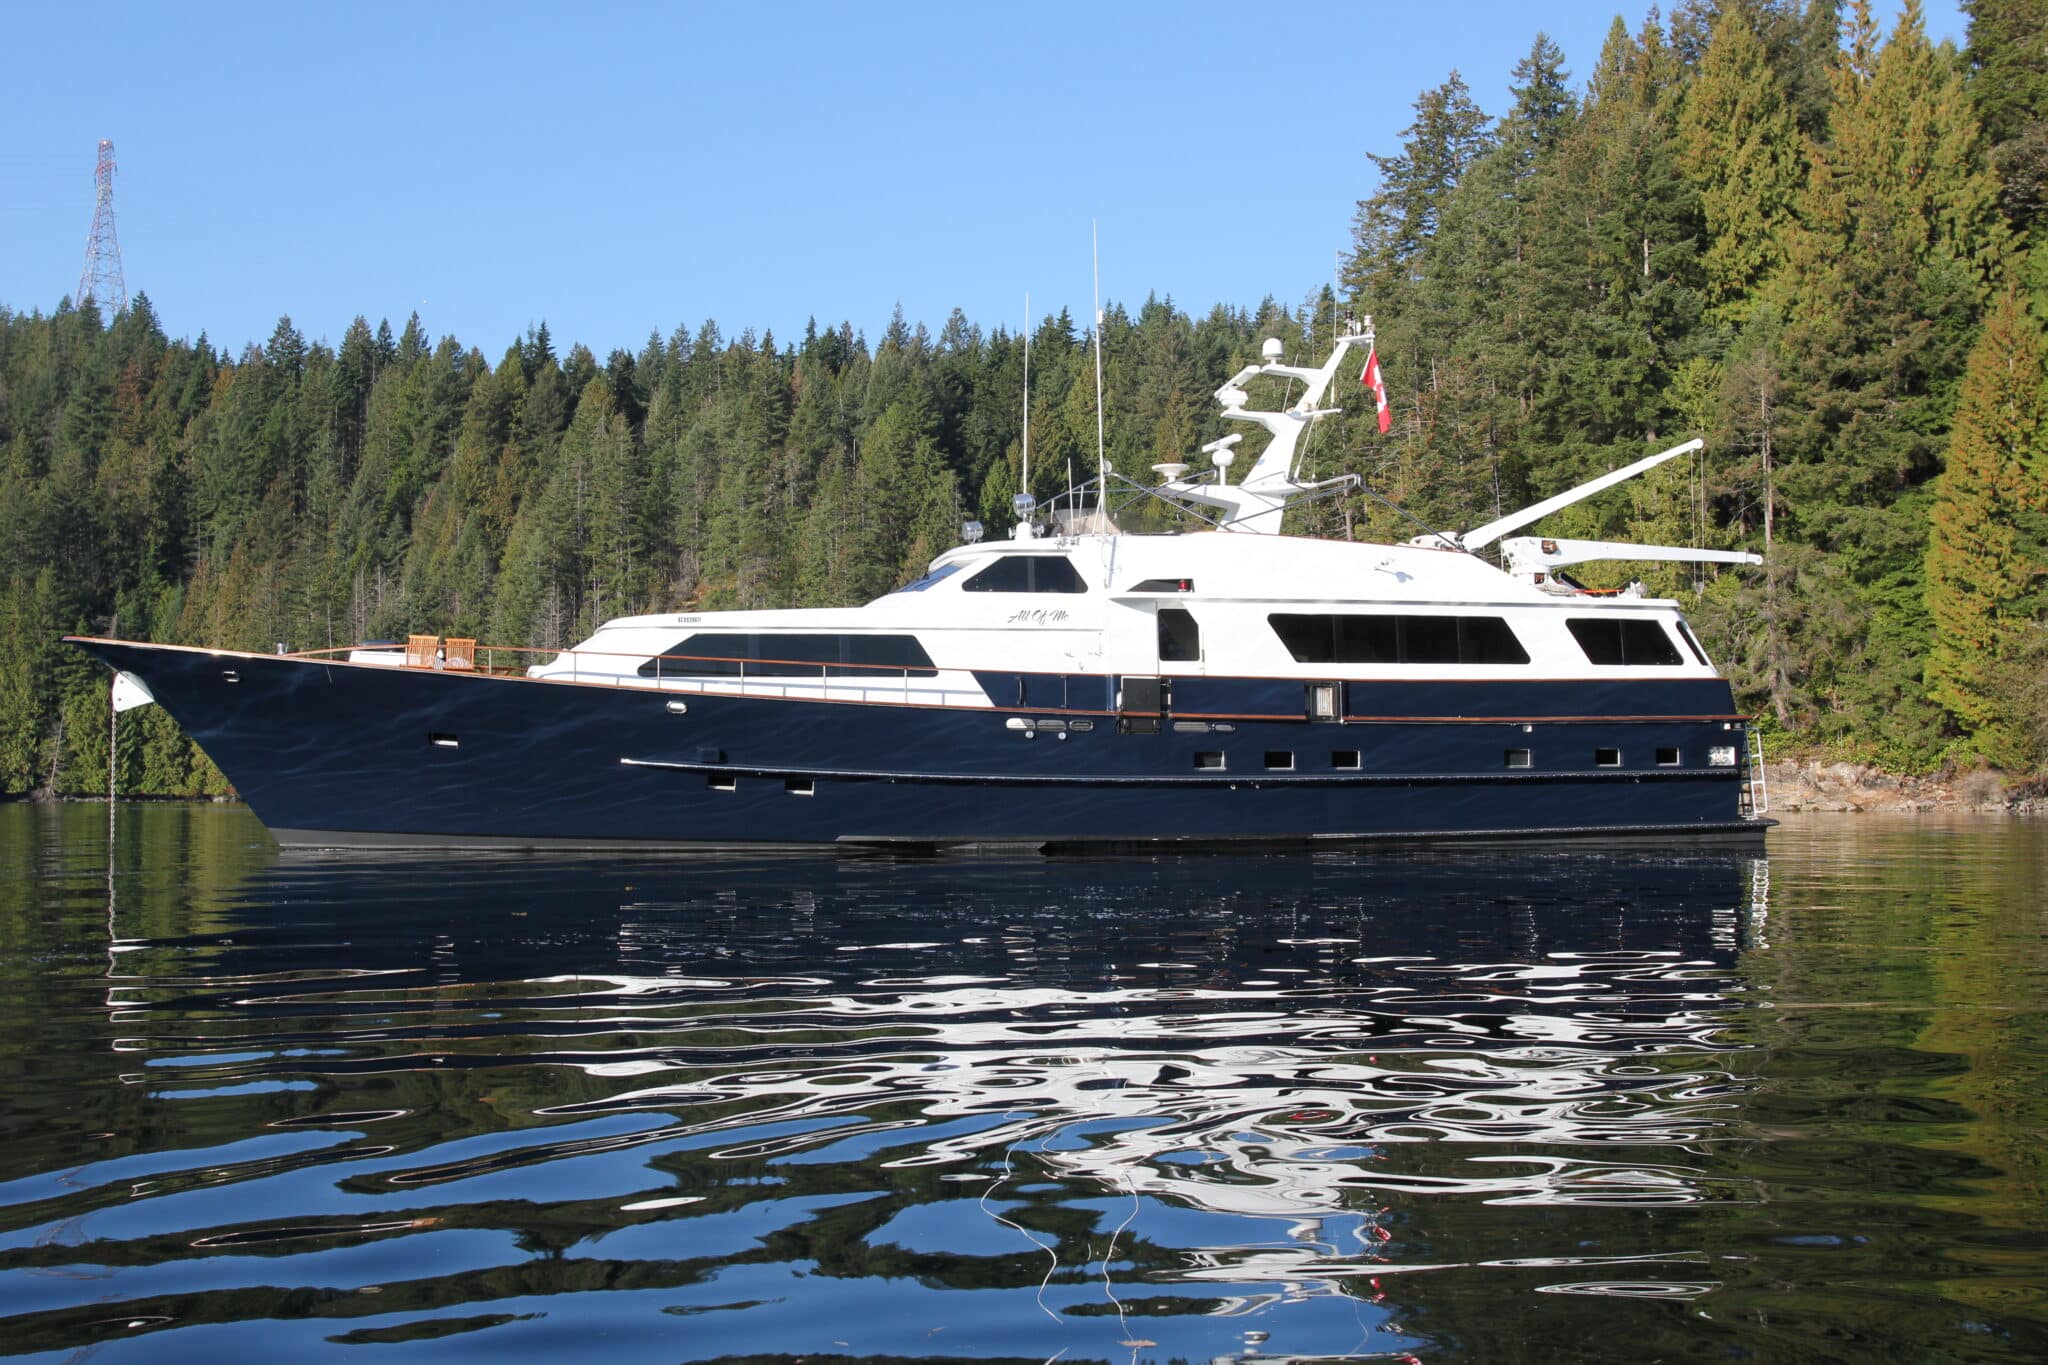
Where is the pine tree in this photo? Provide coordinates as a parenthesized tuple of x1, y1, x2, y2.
(1346, 73, 1494, 309)
(1926, 290, 2048, 766)
(1965, 0, 2048, 236)
(1813, 0, 2006, 286)
(1676, 5, 1808, 316)
(1754, 0, 2007, 760)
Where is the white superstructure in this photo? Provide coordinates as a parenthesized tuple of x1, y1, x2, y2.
(530, 323, 1757, 712)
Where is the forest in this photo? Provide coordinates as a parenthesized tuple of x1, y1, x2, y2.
(1, 0, 2044, 799)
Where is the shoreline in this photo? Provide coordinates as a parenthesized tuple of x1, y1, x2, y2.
(10, 770, 2043, 817)
(1764, 760, 2044, 814)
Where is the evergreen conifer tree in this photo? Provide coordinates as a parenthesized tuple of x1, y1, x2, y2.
(1926, 290, 2048, 766)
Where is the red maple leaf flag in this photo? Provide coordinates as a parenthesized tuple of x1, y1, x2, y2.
(1362, 345, 1391, 434)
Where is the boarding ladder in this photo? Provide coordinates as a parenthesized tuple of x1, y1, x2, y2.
(1738, 727, 1769, 819)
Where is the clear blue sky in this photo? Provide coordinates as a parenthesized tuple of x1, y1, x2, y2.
(0, 1, 1969, 359)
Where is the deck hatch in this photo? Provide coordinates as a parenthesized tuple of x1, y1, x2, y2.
(1118, 676, 1164, 734)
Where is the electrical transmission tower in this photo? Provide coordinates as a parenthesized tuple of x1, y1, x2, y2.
(76, 138, 127, 317)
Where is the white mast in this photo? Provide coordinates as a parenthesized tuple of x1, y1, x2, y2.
(1091, 220, 1106, 495)
(1021, 290, 1030, 498)
(1012, 293, 1039, 540)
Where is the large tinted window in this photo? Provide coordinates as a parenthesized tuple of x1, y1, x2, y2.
(640, 633, 937, 678)
(962, 555, 1087, 594)
(1268, 614, 1528, 665)
(1567, 617, 1684, 666)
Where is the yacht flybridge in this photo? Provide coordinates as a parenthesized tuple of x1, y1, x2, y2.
(70, 322, 1771, 848)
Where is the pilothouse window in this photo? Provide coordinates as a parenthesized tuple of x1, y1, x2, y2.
(962, 555, 1087, 594)
(891, 564, 961, 593)
(640, 633, 938, 678)
(1268, 614, 1529, 666)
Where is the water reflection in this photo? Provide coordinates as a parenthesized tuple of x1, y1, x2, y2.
(0, 805, 2041, 1362)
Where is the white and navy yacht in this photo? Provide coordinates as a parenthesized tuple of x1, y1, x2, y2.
(71, 324, 1770, 848)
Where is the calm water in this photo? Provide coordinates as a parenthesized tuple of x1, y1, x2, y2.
(0, 807, 2041, 1363)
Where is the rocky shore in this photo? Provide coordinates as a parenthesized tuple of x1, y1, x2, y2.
(1764, 760, 2045, 814)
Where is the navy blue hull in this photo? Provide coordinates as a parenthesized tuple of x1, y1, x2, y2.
(73, 639, 1765, 848)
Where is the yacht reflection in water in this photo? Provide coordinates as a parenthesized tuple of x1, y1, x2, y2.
(77, 832, 1771, 1360)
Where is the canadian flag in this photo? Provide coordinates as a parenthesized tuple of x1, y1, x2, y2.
(1362, 345, 1391, 434)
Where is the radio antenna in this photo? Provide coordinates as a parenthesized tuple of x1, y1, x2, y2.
(1021, 291, 1030, 501)
(1008, 293, 1040, 539)
(1091, 221, 1107, 498)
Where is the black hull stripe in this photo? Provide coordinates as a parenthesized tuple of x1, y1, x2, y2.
(618, 756, 1741, 786)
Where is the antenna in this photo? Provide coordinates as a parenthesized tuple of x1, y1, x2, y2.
(1332, 248, 1341, 351)
(1013, 293, 1038, 539)
(1021, 291, 1030, 498)
(1091, 220, 1106, 496)
(77, 139, 128, 317)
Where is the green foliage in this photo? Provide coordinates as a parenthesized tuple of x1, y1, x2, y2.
(1337, 0, 2038, 774)
(0, 287, 1284, 796)
(4, 0, 2044, 796)
(1676, 6, 1807, 316)
(1926, 291, 2048, 766)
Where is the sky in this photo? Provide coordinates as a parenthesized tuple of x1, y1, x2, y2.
(1, 1, 1971, 360)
